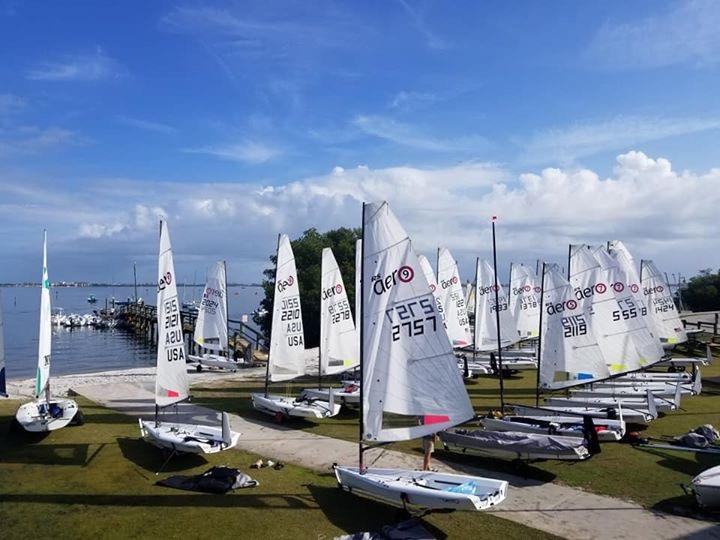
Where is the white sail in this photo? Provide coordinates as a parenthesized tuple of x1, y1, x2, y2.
(0, 289, 6, 397)
(269, 234, 306, 382)
(473, 259, 519, 351)
(539, 265, 611, 389)
(465, 282, 475, 316)
(193, 261, 228, 352)
(640, 259, 687, 345)
(363, 202, 474, 442)
(592, 246, 664, 366)
(417, 254, 446, 335)
(320, 248, 359, 375)
(355, 239, 362, 353)
(569, 245, 645, 375)
(35, 231, 51, 400)
(436, 248, 471, 348)
(509, 263, 541, 339)
(155, 220, 190, 407)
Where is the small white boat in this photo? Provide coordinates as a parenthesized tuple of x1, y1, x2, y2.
(251, 393, 340, 419)
(251, 235, 341, 420)
(334, 466, 507, 511)
(16, 232, 82, 432)
(139, 220, 239, 455)
(569, 381, 692, 399)
(481, 412, 625, 442)
(691, 465, 720, 509)
(546, 392, 675, 413)
(335, 202, 508, 511)
(139, 412, 239, 454)
(514, 403, 654, 425)
(301, 382, 360, 407)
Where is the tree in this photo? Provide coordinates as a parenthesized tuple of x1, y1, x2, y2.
(681, 269, 720, 311)
(253, 227, 362, 348)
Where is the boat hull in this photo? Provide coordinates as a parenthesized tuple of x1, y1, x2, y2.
(334, 466, 507, 511)
(250, 393, 341, 419)
(15, 398, 79, 432)
(482, 415, 624, 442)
(692, 465, 720, 509)
(300, 387, 359, 406)
(189, 353, 242, 372)
(138, 418, 240, 454)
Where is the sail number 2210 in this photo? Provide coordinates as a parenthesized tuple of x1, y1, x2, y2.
(385, 298, 437, 342)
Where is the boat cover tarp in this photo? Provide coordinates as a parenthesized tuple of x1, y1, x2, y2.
(336, 518, 437, 540)
(442, 429, 586, 454)
(156, 466, 258, 494)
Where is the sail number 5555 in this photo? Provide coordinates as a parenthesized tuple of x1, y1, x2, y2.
(385, 298, 437, 342)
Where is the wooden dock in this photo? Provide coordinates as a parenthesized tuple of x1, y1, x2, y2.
(113, 301, 268, 363)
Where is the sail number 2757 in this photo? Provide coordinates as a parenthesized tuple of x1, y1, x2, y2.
(385, 298, 437, 342)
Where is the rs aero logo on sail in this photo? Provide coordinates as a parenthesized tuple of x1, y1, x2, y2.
(440, 276, 458, 289)
(276, 275, 295, 292)
(322, 283, 343, 300)
(372, 265, 414, 295)
(158, 271, 172, 291)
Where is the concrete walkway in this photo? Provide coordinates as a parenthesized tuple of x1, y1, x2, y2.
(74, 381, 720, 540)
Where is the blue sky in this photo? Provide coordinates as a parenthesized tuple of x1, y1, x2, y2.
(1, 1, 720, 283)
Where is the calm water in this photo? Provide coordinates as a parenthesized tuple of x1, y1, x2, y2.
(1, 285, 262, 380)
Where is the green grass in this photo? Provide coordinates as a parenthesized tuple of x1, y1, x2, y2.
(192, 344, 720, 514)
(0, 397, 557, 540)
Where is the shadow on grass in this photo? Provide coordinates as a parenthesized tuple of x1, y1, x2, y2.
(117, 437, 207, 474)
(306, 483, 448, 539)
(434, 448, 557, 486)
(0, 442, 89, 466)
(652, 494, 720, 523)
(0, 492, 318, 510)
(635, 447, 719, 477)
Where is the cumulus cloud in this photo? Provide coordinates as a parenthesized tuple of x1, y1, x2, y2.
(1, 151, 718, 282)
(26, 46, 125, 82)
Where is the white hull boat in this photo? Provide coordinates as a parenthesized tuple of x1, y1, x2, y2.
(138, 412, 239, 454)
(334, 466, 508, 511)
(189, 353, 242, 372)
(15, 398, 81, 432)
(439, 428, 593, 461)
(251, 392, 341, 419)
(514, 403, 654, 424)
(570, 384, 692, 399)
(301, 386, 359, 406)
(482, 414, 625, 442)
(546, 394, 674, 413)
(691, 465, 720, 509)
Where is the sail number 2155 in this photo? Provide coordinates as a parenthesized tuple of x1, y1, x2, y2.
(385, 298, 437, 342)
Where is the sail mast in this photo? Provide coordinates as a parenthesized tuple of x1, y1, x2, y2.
(535, 262, 546, 406)
(358, 203, 366, 473)
(491, 217, 504, 410)
(265, 234, 281, 397)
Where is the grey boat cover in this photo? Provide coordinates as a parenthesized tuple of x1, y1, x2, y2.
(440, 429, 587, 455)
(335, 519, 438, 540)
(157, 466, 258, 494)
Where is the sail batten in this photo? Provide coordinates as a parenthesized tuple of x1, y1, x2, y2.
(362, 202, 474, 443)
(155, 220, 190, 407)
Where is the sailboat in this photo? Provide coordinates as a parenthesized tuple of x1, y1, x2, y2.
(15, 231, 82, 432)
(1, 289, 7, 398)
(334, 201, 508, 511)
(251, 234, 341, 420)
(639, 259, 688, 349)
(301, 247, 360, 406)
(138, 220, 240, 454)
(508, 263, 541, 340)
(188, 261, 239, 372)
(436, 247, 472, 348)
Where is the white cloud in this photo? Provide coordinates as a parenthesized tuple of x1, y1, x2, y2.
(1, 151, 719, 282)
(353, 115, 488, 153)
(183, 140, 282, 164)
(0, 93, 25, 115)
(26, 46, 125, 81)
(389, 90, 439, 111)
(116, 116, 177, 135)
(521, 115, 720, 164)
(586, 0, 720, 69)
(396, 0, 449, 50)
(0, 126, 82, 157)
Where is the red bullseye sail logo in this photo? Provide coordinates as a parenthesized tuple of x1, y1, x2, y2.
(595, 283, 607, 294)
(398, 266, 414, 283)
(566, 299, 578, 310)
(534, 286, 542, 293)
(630, 284, 639, 294)
(158, 271, 173, 291)
(429, 284, 436, 292)
(277, 275, 295, 293)
(335, 284, 343, 294)
(612, 282, 624, 293)
(524, 285, 531, 292)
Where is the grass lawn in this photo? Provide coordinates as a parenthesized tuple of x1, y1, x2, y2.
(191, 345, 720, 514)
(0, 397, 557, 540)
